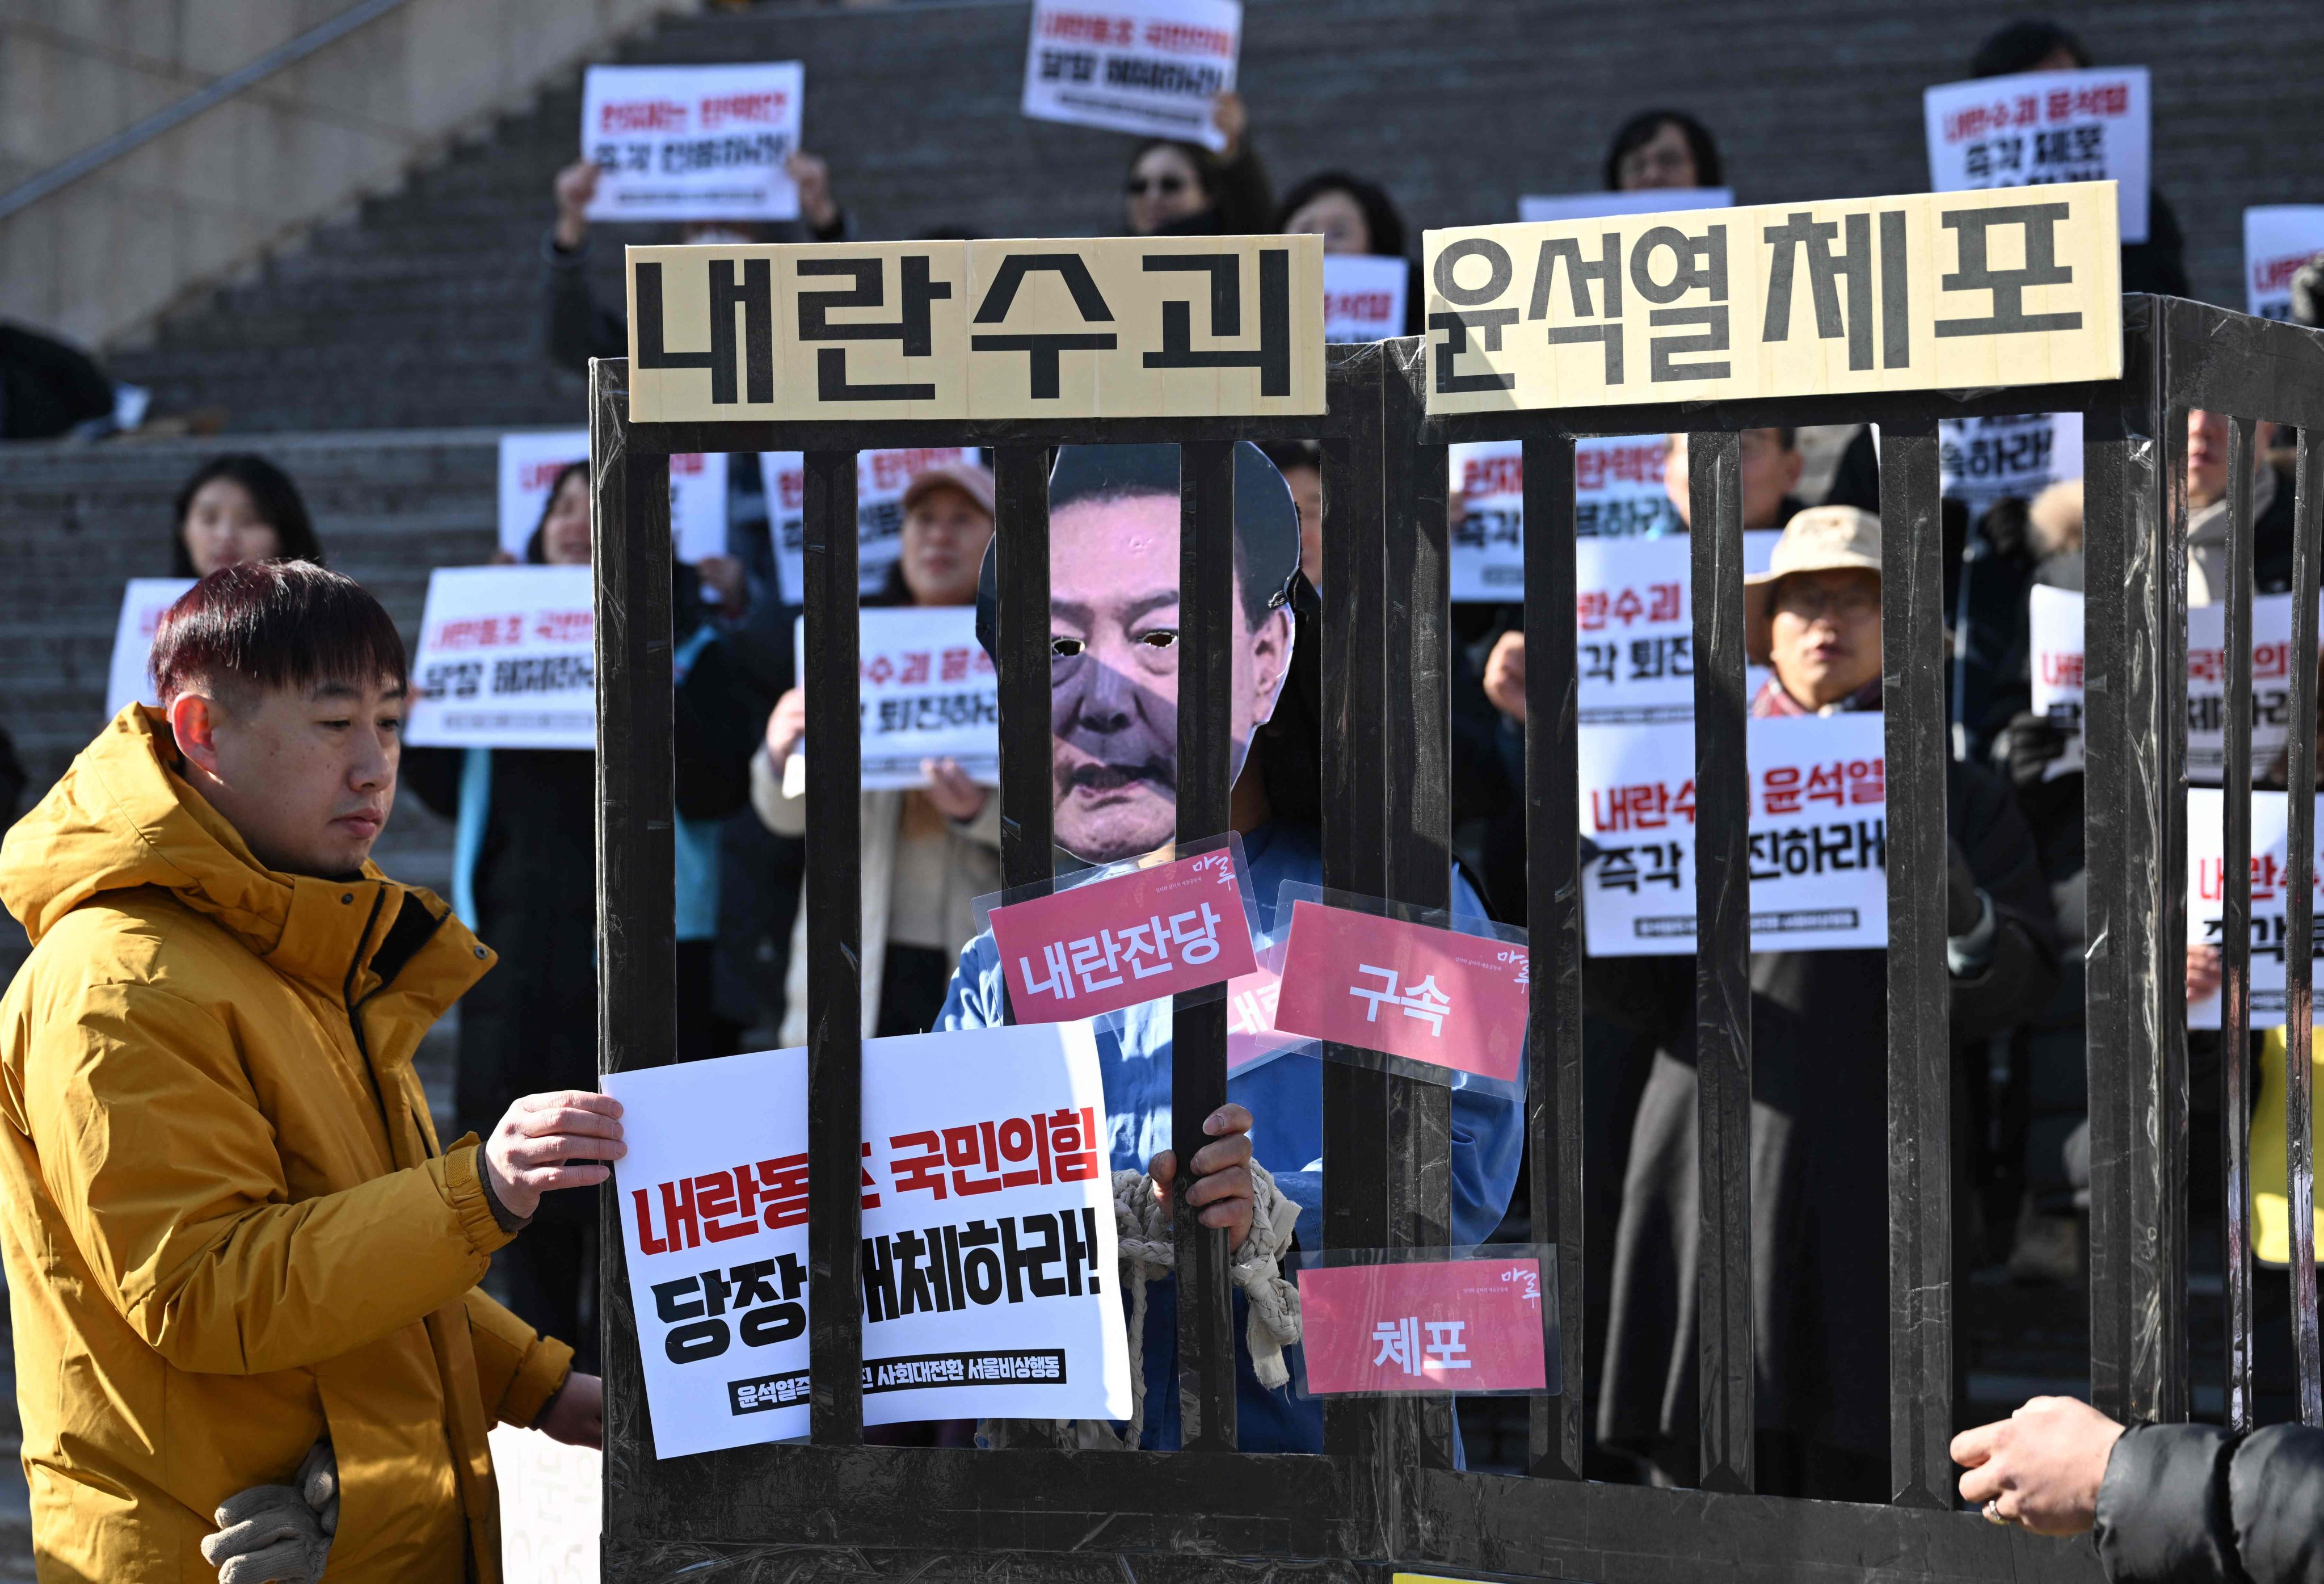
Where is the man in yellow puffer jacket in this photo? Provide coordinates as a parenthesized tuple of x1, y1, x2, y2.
(0, 561, 625, 1581)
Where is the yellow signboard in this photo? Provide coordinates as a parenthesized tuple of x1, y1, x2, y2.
(625, 234, 1327, 423)
(1421, 181, 2122, 414)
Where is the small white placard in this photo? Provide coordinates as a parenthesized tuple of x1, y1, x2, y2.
(1515, 187, 1733, 225)
(581, 62, 802, 222)
(2245, 205, 2324, 321)
(103, 577, 196, 721)
(761, 448, 976, 605)
(1579, 713, 1890, 956)
(1319, 253, 1408, 342)
(2187, 789, 2324, 1031)
(1021, 0, 1240, 149)
(1939, 411, 2083, 508)
(489, 1426, 599, 1584)
(404, 566, 596, 750)
(497, 431, 727, 565)
(1923, 67, 2150, 243)
(788, 606, 999, 791)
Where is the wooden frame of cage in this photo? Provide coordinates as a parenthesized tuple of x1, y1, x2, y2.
(588, 294, 2324, 1583)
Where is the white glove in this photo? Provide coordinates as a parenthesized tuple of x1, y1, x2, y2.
(200, 1440, 336, 1584)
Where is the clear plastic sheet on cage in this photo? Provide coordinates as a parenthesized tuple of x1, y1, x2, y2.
(1293, 1243, 1559, 1398)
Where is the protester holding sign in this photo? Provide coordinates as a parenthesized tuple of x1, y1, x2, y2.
(753, 460, 1004, 1049)
(936, 443, 1524, 1453)
(1121, 93, 1272, 236)
(170, 453, 321, 577)
(0, 563, 612, 1579)
(1597, 506, 2057, 1500)
(404, 463, 759, 1369)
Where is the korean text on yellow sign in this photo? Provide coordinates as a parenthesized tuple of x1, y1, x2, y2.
(1421, 181, 2122, 414)
(625, 234, 1326, 423)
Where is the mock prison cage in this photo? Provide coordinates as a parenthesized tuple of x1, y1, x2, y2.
(588, 292, 2324, 1582)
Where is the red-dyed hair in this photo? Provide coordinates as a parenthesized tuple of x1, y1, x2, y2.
(151, 560, 407, 707)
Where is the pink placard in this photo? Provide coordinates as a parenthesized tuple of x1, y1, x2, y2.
(1270, 902, 1528, 1083)
(988, 850, 1258, 1023)
(1225, 962, 1310, 1073)
(1299, 1256, 1548, 1394)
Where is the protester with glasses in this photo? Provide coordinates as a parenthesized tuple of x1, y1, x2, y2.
(1121, 92, 1271, 236)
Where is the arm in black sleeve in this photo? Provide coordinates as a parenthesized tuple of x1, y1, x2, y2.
(1947, 758, 2060, 1039)
(674, 641, 759, 822)
(2098, 1421, 2324, 1584)
(539, 232, 627, 375)
(1209, 139, 1274, 236)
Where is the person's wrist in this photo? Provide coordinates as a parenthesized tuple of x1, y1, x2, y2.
(477, 1153, 533, 1233)
(553, 214, 588, 251)
(482, 1151, 540, 1221)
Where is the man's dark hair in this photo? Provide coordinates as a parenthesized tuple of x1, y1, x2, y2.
(151, 560, 406, 708)
(1971, 20, 2089, 77)
(1274, 171, 1408, 259)
(973, 442, 1302, 655)
(170, 453, 320, 577)
(1602, 110, 1724, 191)
(524, 460, 589, 565)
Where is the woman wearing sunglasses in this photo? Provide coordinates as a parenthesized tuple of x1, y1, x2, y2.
(1121, 91, 1273, 237)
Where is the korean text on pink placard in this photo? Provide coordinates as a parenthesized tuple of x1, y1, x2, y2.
(988, 850, 1259, 1023)
(1270, 902, 1527, 1083)
(1299, 1257, 1548, 1395)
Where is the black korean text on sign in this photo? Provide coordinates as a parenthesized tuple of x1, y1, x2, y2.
(655, 1253, 809, 1364)
(1421, 182, 2120, 414)
(860, 1209, 1106, 1323)
(624, 236, 1325, 423)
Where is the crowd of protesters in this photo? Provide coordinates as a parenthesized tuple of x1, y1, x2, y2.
(3, 12, 2324, 1582)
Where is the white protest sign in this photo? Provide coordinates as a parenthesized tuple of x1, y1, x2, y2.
(2020, 587, 2314, 787)
(858, 1024, 1130, 1422)
(1021, 0, 1240, 150)
(2245, 207, 2324, 322)
(1939, 411, 2083, 508)
(2028, 583, 2086, 779)
(404, 566, 595, 750)
(489, 1427, 599, 1584)
(2187, 789, 2324, 1031)
(581, 63, 802, 222)
(1577, 536, 1691, 722)
(605, 1027, 1131, 1456)
(604, 1046, 812, 1457)
(497, 431, 728, 564)
(1517, 187, 1732, 225)
(761, 447, 975, 604)
(103, 577, 195, 720)
(1578, 713, 1889, 956)
(1924, 67, 2150, 242)
(788, 606, 999, 790)
(1320, 253, 1407, 342)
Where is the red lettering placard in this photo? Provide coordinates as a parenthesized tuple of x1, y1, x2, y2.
(1299, 1255, 1550, 1394)
(1271, 902, 1527, 1084)
(988, 850, 1257, 1022)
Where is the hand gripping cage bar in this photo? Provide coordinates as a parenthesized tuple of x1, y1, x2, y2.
(590, 294, 2324, 1582)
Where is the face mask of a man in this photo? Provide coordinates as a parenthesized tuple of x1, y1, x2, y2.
(979, 443, 1302, 865)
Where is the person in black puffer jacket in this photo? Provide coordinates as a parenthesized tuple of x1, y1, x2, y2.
(1955, 1393, 2324, 1583)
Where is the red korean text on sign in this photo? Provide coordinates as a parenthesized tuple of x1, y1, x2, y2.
(1270, 901, 1528, 1085)
(1298, 1256, 1549, 1395)
(988, 850, 1259, 1023)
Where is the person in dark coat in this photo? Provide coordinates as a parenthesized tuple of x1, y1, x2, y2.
(1955, 1393, 2324, 1583)
(404, 463, 757, 1368)
(1597, 507, 2059, 1501)
(1122, 93, 1272, 237)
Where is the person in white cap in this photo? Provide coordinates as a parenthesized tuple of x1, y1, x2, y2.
(1596, 503, 2059, 1501)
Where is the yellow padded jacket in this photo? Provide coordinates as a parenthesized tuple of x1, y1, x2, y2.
(0, 708, 572, 1582)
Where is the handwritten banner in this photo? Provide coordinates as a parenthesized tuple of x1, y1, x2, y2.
(1579, 713, 1889, 956)
(405, 566, 596, 750)
(626, 235, 1325, 423)
(1423, 183, 2121, 415)
(582, 62, 802, 222)
(1298, 1253, 1552, 1396)
(988, 848, 1258, 1022)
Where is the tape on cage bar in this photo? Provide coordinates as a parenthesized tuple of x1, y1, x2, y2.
(971, 831, 1262, 1024)
(1254, 880, 1529, 1104)
(1292, 1243, 1560, 1400)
